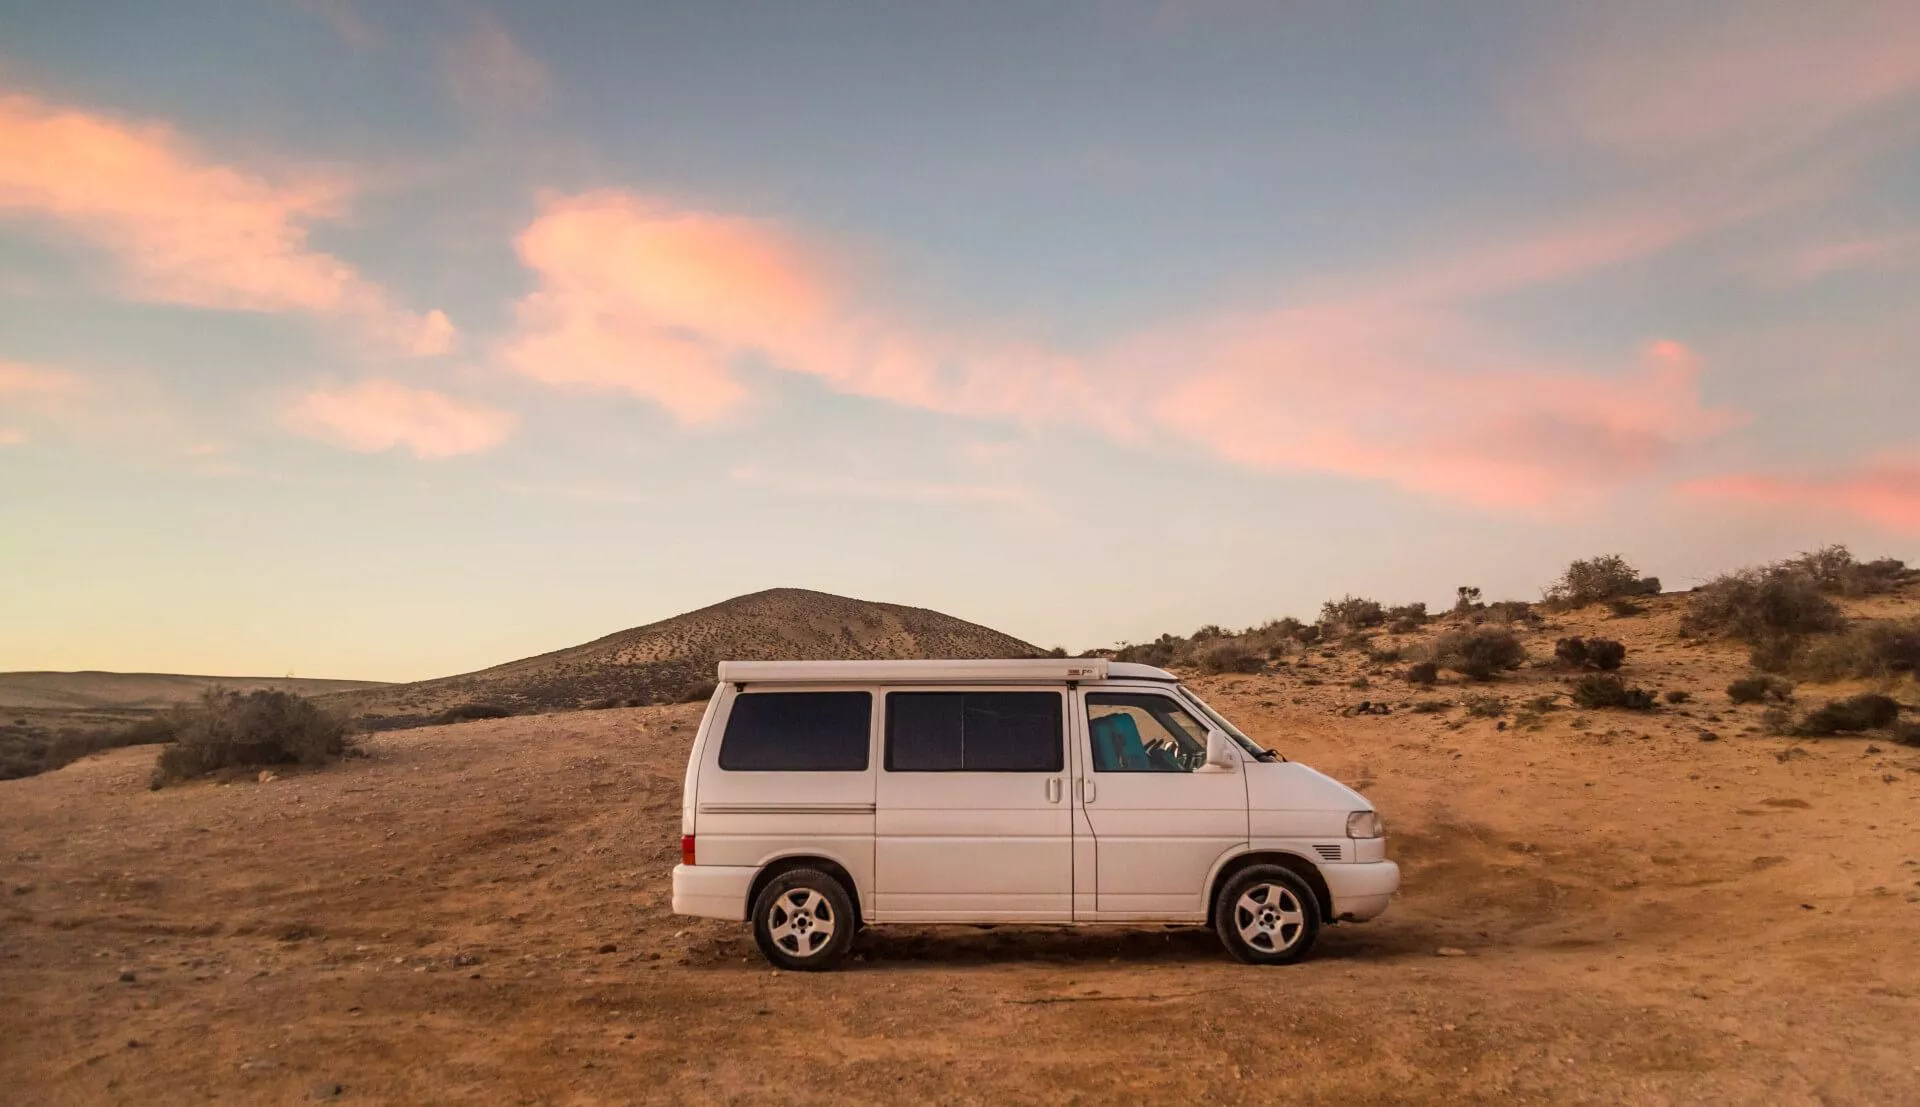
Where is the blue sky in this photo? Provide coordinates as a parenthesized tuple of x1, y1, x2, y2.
(2, 1, 1917, 679)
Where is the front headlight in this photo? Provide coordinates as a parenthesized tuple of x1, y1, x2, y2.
(1346, 810, 1384, 839)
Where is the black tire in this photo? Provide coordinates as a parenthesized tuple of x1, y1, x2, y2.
(1213, 864, 1321, 965)
(751, 868, 855, 971)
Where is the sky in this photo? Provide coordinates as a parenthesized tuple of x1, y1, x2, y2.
(2, 1, 1918, 681)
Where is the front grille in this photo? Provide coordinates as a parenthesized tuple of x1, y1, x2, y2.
(1314, 843, 1344, 862)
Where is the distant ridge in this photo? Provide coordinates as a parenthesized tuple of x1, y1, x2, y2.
(325, 587, 1042, 719)
(0, 671, 390, 716)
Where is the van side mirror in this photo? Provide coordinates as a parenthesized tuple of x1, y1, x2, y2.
(1203, 730, 1238, 771)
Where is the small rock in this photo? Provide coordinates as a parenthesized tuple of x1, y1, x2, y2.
(1866, 745, 1882, 754)
(1696, 730, 1719, 742)
(1436, 947, 1468, 957)
(597, 943, 618, 954)
(257, 770, 277, 784)
(310, 1081, 347, 1100)
(117, 970, 136, 983)
(10, 884, 32, 896)
(1776, 747, 1810, 763)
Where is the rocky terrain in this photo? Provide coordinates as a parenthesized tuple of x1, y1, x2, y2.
(323, 588, 1041, 724)
(3, 586, 1917, 1104)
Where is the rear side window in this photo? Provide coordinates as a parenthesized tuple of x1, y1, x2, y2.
(718, 692, 872, 771)
(886, 691, 1063, 772)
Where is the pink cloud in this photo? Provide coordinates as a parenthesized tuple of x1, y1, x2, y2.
(1536, 4, 1920, 160)
(0, 89, 452, 353)
(287, 381, 515, 458)
(0, 360, 84, 398)
(502, 191, 1741, 509)
(440, 15, 551, 113)
(1681, 457, 1920, 534)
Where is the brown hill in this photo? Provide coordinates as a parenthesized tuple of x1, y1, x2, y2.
(0, 671, 389, 724)
(327, 587, 1041, 721)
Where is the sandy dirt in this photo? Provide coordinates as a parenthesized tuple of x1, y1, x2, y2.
(4, 599, 1919, 1105)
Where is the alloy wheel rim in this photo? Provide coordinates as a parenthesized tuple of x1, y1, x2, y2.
(767, 887, 836, 957)
(1233, 883, 1305, 953)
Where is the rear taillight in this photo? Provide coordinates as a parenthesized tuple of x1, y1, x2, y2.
(680, 835, 696, 866)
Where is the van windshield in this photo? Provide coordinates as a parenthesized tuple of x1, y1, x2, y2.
(1177, 685, 1282, 762)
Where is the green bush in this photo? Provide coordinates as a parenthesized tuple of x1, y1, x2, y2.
(1571, 674, 1657, 710)
(1794, 694, 1900, 736)
(152, 690, 354, 787)
(1727, 675, 1794, 704)
(1433, 626, 1528, 681)
(1544, 555, 1646, 608)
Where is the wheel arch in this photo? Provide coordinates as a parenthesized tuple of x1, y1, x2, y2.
(1205, 849, 1334, 927)
(746, 854, 866, 929)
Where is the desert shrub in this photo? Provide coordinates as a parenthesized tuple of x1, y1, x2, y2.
(1114, 635, 1180, 668)
(1410, 700, 1453, 714)
(1384, 603, 1427, 631)
(1464, 694, 1508, 718)
(587, 697, 624, 710)
(1338, 632, 1376, 654)
(1483, 600, 1540, 625)
(1571, 674, 1657, 710)
(1432, 627, 1527, 680)
(1367, 645, 1404, 664)
(1891, 721, 1920, 748)
(1759, 707, 1793, 735)
(1664, 690, 1692, 704)
(1453, 586, 1483, 614)
(1727, 675, 1794, 704)
(152, 690, 354, 786)
(1793, 694, 1900, 736)
(1319, 595, 1385, 631)
(1405, 661, 1439, 686)
(1585, 639, 1626, 671)
(1554, 637, 1588, 668)
(1544, 555, 1645, 608)
(1779, 545, 1910, 596)
(1607, 599, 1646, 618)
(440, 702, 514, 722)
(1791, 619, 1920, 681)
(677, 681, 720, 704)
(1349, 677, 1370, 690)
(1387, 617, 1421, 634)
(1683, 565, 1843, 644)
(1194, 641, 1264, 675)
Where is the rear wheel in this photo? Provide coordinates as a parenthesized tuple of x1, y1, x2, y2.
(751, 868, 854, 971)
(1214, 865, 1320, 965)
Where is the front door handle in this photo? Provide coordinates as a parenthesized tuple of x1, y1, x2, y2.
(1045, 777, 1062, 804)
(1081, 777, 1097, 803)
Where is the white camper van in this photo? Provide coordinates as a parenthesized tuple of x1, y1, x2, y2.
(672, 659, 1399, 970)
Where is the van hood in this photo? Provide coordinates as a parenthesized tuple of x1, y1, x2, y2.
(1245, 760, 1371, 815)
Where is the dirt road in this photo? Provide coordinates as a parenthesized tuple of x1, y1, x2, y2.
(4, 648, 1918, 1104)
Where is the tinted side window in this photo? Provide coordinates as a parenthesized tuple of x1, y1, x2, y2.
(718, 692, 871, 771)
(886, 691, 1062, 772)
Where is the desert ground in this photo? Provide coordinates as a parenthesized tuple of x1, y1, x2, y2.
(3, 599, 1918, 1105)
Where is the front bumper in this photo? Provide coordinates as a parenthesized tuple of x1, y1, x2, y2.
(1322, 859, 1400, 921)
(671, 863, 755, 921)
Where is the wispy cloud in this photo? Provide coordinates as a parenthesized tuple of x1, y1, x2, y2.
(287, 380, 515, 458)
(502, 190, 1740, 510)
(730, 464, 1035, 508)
(294, 0, 382, 50)
(440, 14, 551, 114)
(1681, 456, 1920, 535)
(0, 88, 453, 354)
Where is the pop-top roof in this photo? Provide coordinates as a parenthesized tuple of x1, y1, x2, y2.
(714, 658, 1177, 685)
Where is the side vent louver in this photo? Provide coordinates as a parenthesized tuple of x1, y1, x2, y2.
(1313, 844, 1344, 862)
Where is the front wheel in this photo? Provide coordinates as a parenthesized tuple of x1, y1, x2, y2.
(751, 868, 855, 971)
(1214, 865, 1320, 965)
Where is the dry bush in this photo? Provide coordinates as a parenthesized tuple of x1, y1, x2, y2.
(1793, 694, 1900, 736)
(1464, 694, 1508, 718)
(1664, 690, 1691, 704)
(1791, 619, 1920, 681)
(1779, 545, 1910, 596)
(1432, 626, 1527, 681)
(1683, 565, 1843, 648)
(1194, 641, 1264, 675)
(440, 702, 514, 722)
(1607, 599, 1646, 618)
(1452, 586, 1483, 614)
(1892, 721, 1920, 748)
(1484, 600, 1541, 626)
(1727, 675, 1794, 704)
(1405, 661, 1439, 686)
(1571, 674, 1657, 710)
(152, 690, 354, 787)
(1113, 635, 1180, 668)
(1544, 555, 1648, 609)
(1410, 700, 1452, 713)
(1319, 595, 1385, 631)
(1553, 637, 1626, 671)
